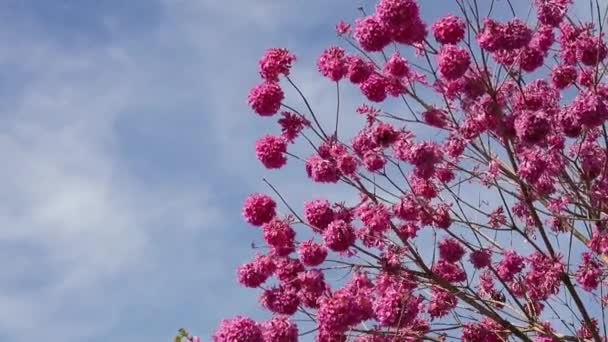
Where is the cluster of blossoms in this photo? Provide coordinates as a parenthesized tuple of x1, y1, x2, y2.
(208, 0, 608, 341)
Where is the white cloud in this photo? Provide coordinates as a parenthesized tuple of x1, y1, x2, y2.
(0, 13, 226, 342)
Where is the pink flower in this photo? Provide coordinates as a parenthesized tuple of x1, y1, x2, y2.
(469, 249, 492, 269)
(514, 110, 551, 144)
(428, 287, 457, 318)
(255, 135, 287, 169)
(433, 260, 466, 282)
(569, 90, 608, 128)
(242, 193, 276, 226)
(346, 55, 374, 84)
(530, 25, 555, 53)
(391, 16, 427, 45)
(477, 18, 532, 52)
(551, 64, 577, 89)
(298, 269, 326, 308)
(576, 31, 607, 66)
(262, 316, 298, 342)
(375, 0, 420, 29)
(362, 151, 386, 172)
(298, 240, 328, 266)
(258, 48, 296, 81)
(519, 48, 544, 72)
(422, 107, 449, 128)
(260, 286, 299, 315)
(536, 0, 571, 26)
(496, 250, 525, 282)
(237, 254, 275, 288)
(383, 52, 409, 78)
(576, 252, 602, 291)
(213, 316, 263, 342)
(305, 154, 341, 183)
(336, 21, 351, 35)
(317, 290, 361, 333)
(360, 74, 388, 102)
(438, 237, 465, 263)
(337, 153, 358, 175)
(248, 82, 284, 116)
(274, 257, 305, 282)
(437, 45, 470, 80)
(304, 199, 334, 231)
(432, 14, 465, 44)
(354, 15, 391, 52)
(525, 252, 563, 301)
(357, 202, 391, 233)
(278, 112, 309, 142)
(373, 287, 423, 326)
(323, 219, 356, 252)
(318, 46, 348, 81)
(262, 218, 296, 257)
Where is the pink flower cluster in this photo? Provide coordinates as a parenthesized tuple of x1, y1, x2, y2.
(223, 0, 608, 341)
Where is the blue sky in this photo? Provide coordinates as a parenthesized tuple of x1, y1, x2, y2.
(0, 0, 601, 341)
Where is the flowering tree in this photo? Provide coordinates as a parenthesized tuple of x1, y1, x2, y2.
(202, 0, 608, 341)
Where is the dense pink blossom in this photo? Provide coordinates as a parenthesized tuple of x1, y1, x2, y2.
(317, 290, 363, 333)
(469, 249, 492, 269)
(306, 154, 340, 183)
(213, 316, 263, 342)
(433, 260, 466, 282)
(277, 111, 309, 142)
(437, 45, 470, 80)
(433, 204, 452, 229)
(383, 52, 409, 78)
(461, 318, 507, 342)
(422, 107, 449, 128)
(260, 286, 299, 315)
(496, 250, 525, 282)
(248, 82, 284, 116)
(375, 0, 419, 28)
(323, 219, 356, 252)
(346, 55, 374, 84)
(237, 254, 275, 288)
(243, 193, 276, 226)
(438, 237, 465, 263)
(391, 16, 427, 45)
(576, 252, 602, 291)
(373, 287, 423, 326)
(262, 316, 298, 342)
(514, 110, 551, 144)
(275, 257, 305, 283)
(357, 202, 391, 233)
(360, 74, 389, 102)
(551, 64, 577, 89)
(259, 48, 296, 81)
(428, 287, 457, 318)
(298, 269, 326, 308)
(432, 14, 465, 44)
(477, 18, 532, 52)
(576, 31, 607, 66)
(298, 240, 328, 266)
(530, 25, 554, 53)
(262, 218, 295, 256)
(525, 252, 563, 301)
(519, 47, 544, 72)
(536, 0, 571, 26)
(569, 90, 608, 127)
(318, 46, 348, 81)
(304, 199, 334, 231)
(354, 15, 391, 52)
(255, 135, 287, 169)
